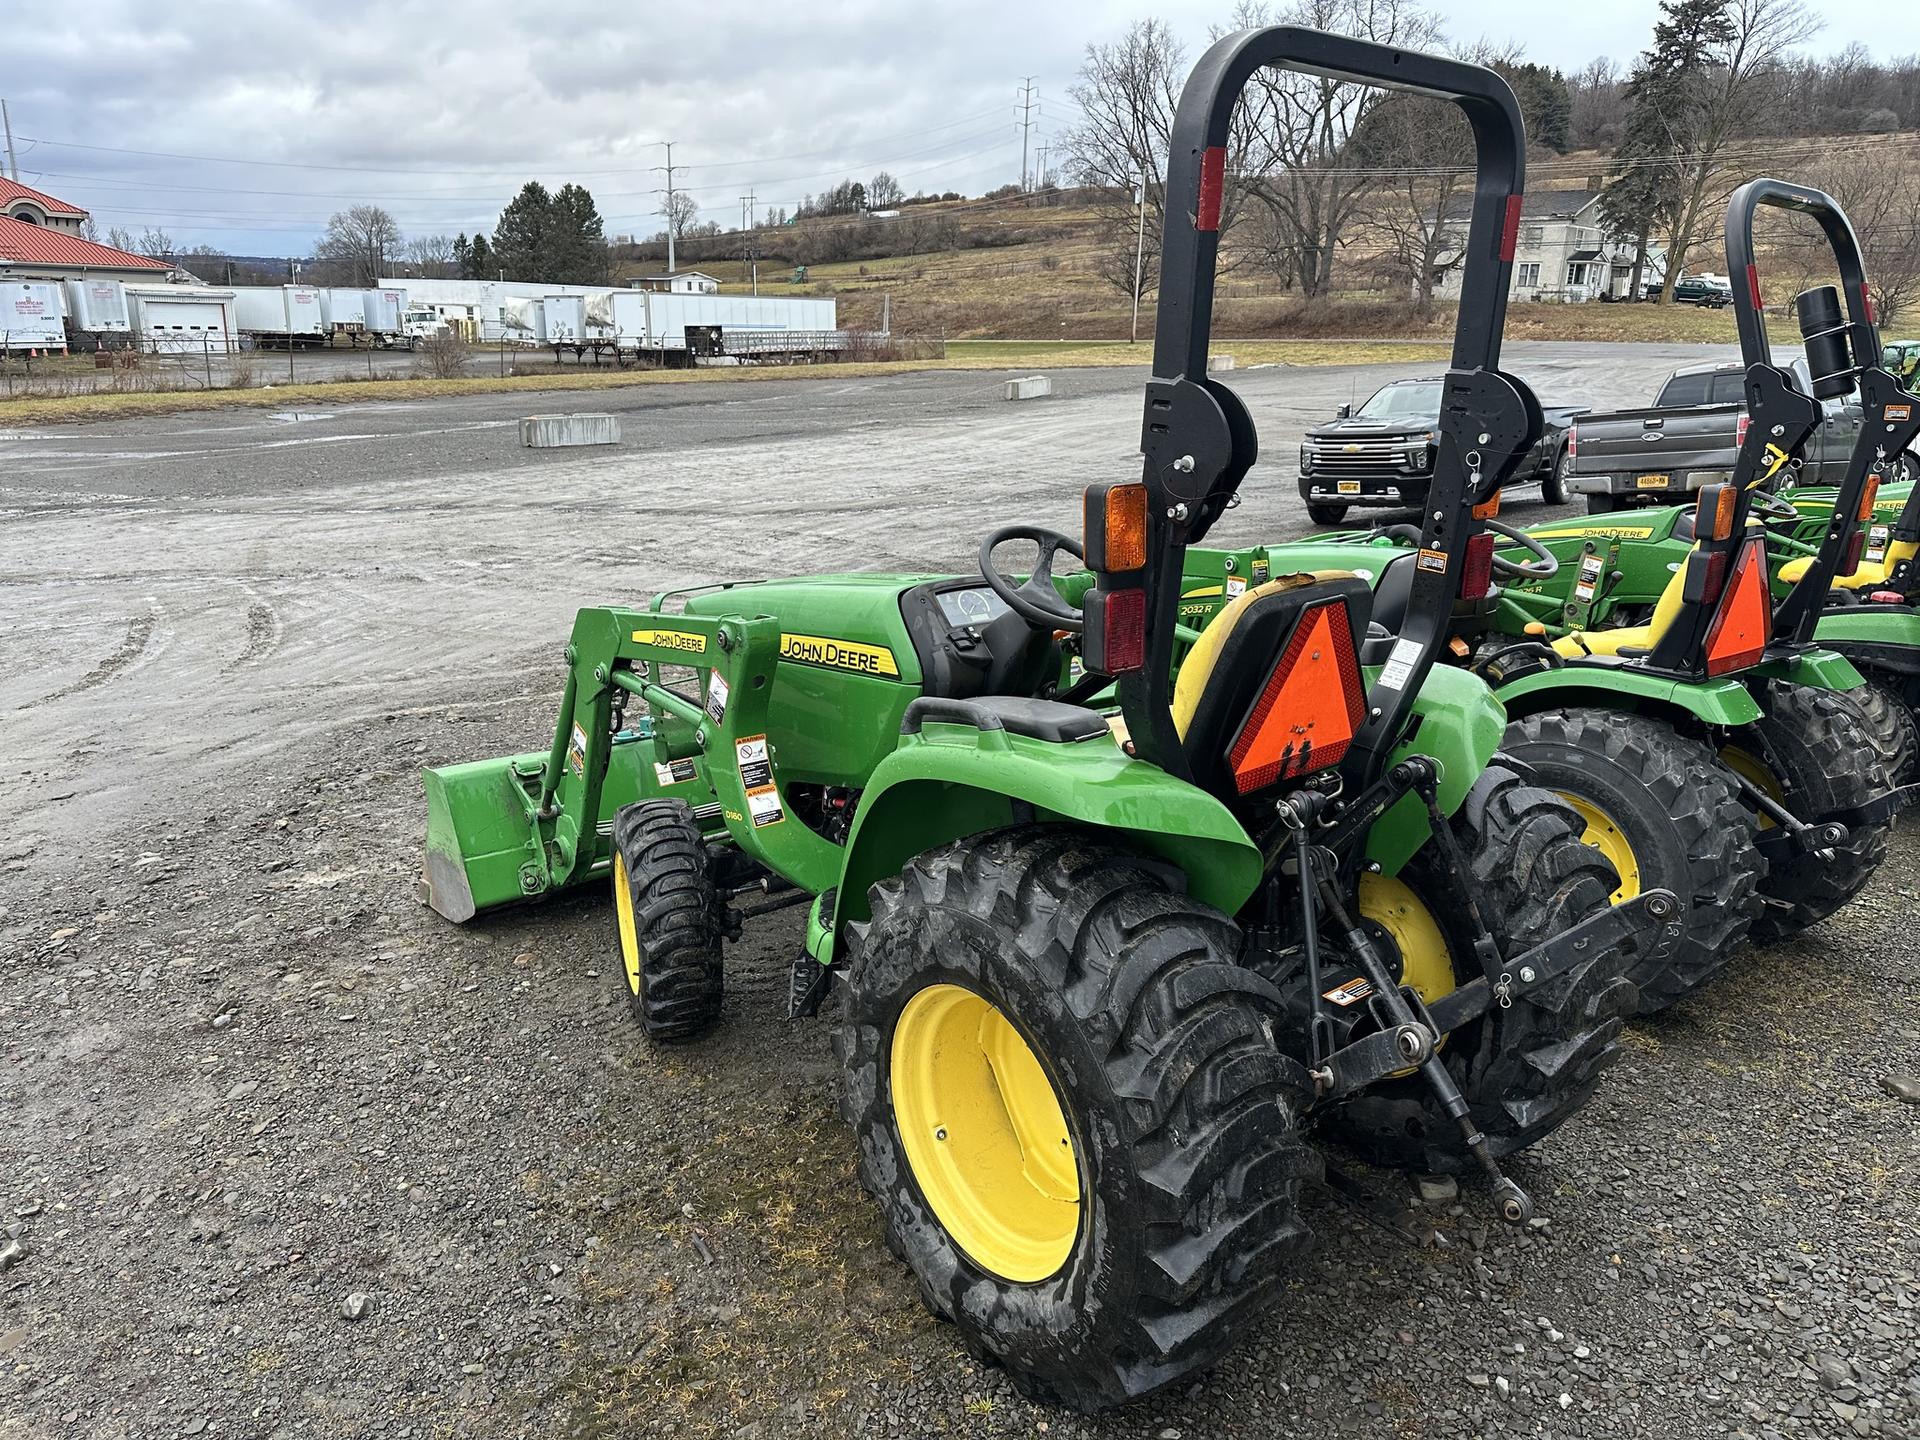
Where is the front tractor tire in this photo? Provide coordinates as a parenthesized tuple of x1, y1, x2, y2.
(611, 799, 727, 1041)
(1325, 764, 1639, 1175)
(838, 827, 1312, 1413)
(1501, 709, 1762, 1013)
(1725, 681, 1892, 945)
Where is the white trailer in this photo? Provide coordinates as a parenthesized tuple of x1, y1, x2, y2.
(322, 288, 366, 336)
(360, 288, 407, 345)
(232, 285, 327, 348)
(124, 285, 236, 354)
(500, 297, 543, 342)
(2, 280, 67, 352)
(541, 294, 586, 346)
(63, 278, 132, 340)
(590, 292, 839, 358)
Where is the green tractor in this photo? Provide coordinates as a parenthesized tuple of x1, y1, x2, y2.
(420, 29, 1674, 1410)
(1220, 180, 1909, 1017)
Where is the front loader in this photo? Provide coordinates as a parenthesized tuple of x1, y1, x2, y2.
(421, 27, 1675, 1412)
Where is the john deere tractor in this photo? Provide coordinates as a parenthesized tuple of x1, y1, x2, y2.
(1204, 180, 1907, 1017)
(420, 29, 1672, 1411)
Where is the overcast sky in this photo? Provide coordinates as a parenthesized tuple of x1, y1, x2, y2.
(6, 0, 1914, 258)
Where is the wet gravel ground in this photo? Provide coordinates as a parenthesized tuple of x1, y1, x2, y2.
(3, 349, 1917, 1438)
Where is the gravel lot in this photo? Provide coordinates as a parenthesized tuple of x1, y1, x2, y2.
(3, 345, 1917, 1440)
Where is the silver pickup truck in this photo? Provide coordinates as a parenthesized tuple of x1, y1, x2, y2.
(1566, 357, 1913, 514)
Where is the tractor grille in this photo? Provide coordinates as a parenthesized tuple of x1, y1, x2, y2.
(1307, 439, 1415, 474)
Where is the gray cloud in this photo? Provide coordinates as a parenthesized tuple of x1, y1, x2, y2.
(5, 0, 1907, 255)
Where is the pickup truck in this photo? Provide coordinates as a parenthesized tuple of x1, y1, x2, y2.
(1640, 276, 1734, 307)
(1297, 376, 1584, 524)
(1564, 356, 1915, 514)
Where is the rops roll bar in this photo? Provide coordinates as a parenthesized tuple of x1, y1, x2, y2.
(1115, 26, 1535, 788)
(1724, 178, 1920, 643)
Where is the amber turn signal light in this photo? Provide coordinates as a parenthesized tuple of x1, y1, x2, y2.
(1858, 476, 1881, 522)
(1084, 482, 1149, 573)
(1697, 484, 1739, 542)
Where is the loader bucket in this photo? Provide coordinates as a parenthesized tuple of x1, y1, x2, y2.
(419, 751, 546, 922)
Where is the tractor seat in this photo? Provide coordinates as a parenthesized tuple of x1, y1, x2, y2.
(1777, 538, 1919, 591)
(1171, 572, 1373, 799)
(1553, 552, 1688, 660)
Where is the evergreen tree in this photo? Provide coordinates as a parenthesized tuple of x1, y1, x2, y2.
(549, 184, 609, 283)
(492, 181, 552, 280)
(452, 233, 472, 275)
(465, 232, 495, 280)
(1497, 62, 1575, 153)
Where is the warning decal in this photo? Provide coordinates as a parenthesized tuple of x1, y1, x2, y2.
(705, 671, 730, 724)
(778, 633, 900, 678)
(630, 627, 708, 655)
(1323, 976, 1374, 1006)
(735, 734, 784, 827)
(567, 722, 588, 778)
(1416, 547, 1448, 574)
(652, 757, 699, 787)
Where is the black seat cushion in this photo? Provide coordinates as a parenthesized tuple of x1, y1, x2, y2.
(901, 695, 1111, 744)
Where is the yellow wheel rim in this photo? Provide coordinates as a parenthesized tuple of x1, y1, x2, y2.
(1357, 873, 1455, 1005)
(613, 852, 642, 995)
(889, 984, 1080, 1283)
(1560, 793, 1643, 903)
(1720, 745, 1783, 830)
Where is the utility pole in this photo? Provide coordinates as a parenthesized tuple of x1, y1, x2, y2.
(740, 190, 757, 295)
(1, 100, 16, 181)
(655, 141, 680, 275)
(1131, 174, 1148, 344)
(1017, 78, 1038, 191)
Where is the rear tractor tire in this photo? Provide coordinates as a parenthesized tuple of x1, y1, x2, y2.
(1723, 681, 1892, 945)
(611, 799, 727, 1040)
(837, 827, 1313, 1412)
(1501, 709, 1762, 1013)
(1323, 763, 1639, 1175)
(1843, 667, 1919, 786)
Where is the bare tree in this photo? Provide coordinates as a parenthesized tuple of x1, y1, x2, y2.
(106, 225, 137, 252)
(1060, 18, 1270, 299)
(405, 233, 459, 279)
(1569, 57, 1628, 148)
(1785, 149, 1920, 325)
(1235, 0, 1446, 302)
(867, 171, 904, 208)
(1653, 0, 1823, 301)
(660, 190, 700, 240)
(138, 225, 176, 257)
(315, 204, 401, 286)
(1351, 95, 1476, 315)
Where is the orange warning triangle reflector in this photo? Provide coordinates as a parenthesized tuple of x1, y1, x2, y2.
(1228, 601, 1366, 793)
(1705, 536, 1772, 676)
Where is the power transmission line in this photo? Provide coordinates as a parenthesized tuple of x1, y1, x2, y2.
(1017, 78, 1038, 191)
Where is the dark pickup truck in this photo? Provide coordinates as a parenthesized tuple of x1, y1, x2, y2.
(1564, 357, 1914, 514)
(1297, 376, 1583, 524)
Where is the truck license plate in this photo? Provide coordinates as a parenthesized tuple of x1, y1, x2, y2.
(1337, 481, 1362, 494)
(1636, 473, 1670, 489)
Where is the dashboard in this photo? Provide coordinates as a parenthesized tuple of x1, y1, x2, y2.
(933, 585, 1011, 628)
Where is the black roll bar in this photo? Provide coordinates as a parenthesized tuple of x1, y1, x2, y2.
(1118, 26, 1533, 789)
(1723, 178, 1920, 644)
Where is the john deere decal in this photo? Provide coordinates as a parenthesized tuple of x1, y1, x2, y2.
(778, 633, 900, 677)
(630, 628, 708, 655)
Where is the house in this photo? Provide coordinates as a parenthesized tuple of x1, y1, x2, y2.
(0, 177, 88, 233)
(630, 270, 721, 295)
(1431, 189, 1665, 305)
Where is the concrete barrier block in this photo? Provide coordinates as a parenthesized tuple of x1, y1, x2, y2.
(520, 413, 620, 448)
(1003, 375, 1053, 401)
(1207, 354, 1235, 371)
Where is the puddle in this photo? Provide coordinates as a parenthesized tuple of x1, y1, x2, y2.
(266, 411, 338, 424)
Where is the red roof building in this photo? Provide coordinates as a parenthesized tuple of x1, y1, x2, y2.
(0, 215, 172, 278)
(0, 177, 91, 231)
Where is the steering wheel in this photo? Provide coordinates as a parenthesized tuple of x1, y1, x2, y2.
(1749, 487, 1800, 522)
(979, 525, 1086, 632)
(1485, 518, 1558, 579)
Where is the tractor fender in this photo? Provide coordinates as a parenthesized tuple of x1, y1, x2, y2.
(1749, 647, 1865, 690)
(829, 723, 1263, 959)
(1813, 611, 1920, 676)
(1362, 661, 1509, 876)
(1493, 666, 1766, 729)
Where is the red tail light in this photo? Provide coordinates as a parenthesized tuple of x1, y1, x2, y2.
(1736, 412, 1750, 450)
(1840, 527, 1867, 577)
(1460, 531, 1497, 601)
(1696, 548, 1732, 608)
(1085, 586, 1146, 675)
(1566, 425, 1578, 459)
